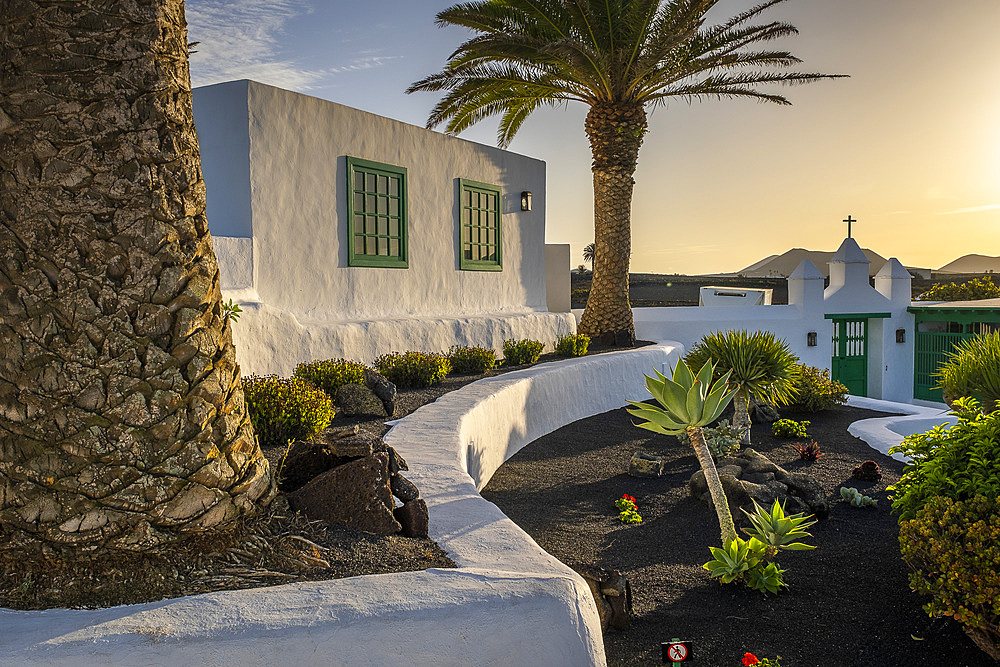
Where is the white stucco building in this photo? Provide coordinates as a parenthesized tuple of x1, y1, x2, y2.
(193, 79, 574, 374)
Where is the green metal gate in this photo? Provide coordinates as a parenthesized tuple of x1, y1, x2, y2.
(910, 305, 1000, 402)
(831, 317, 868, 397)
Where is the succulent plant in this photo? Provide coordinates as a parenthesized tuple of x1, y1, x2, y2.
(793, 440, 824, 461)
(852, 460, 882, 482)
(841, 486, 878, 508)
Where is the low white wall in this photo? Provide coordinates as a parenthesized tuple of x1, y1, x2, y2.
(845, 396, 954, 461)
(0, 344, 683, 667)
(226, 299, 576, 374)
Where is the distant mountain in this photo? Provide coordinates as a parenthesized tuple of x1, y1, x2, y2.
(734, 247, 888, 278)
(936, 254, 1000, 274)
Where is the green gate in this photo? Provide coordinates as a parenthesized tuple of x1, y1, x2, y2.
(909, 305, 1000, 402)
(830, 317, 868, 397)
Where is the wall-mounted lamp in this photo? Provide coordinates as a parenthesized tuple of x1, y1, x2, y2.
(520, 191, 532, 211)
(807, 331, 817, 347)
(896, 328, 906, 344)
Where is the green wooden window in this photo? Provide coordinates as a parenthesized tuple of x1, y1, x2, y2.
(347, 157, 407, 268)
(459, 179, 502, 271)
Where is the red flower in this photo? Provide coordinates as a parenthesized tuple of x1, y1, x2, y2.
(743, 653, 760, 666)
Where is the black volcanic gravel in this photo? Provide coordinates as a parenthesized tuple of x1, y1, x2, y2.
(481, 405, 991, 667)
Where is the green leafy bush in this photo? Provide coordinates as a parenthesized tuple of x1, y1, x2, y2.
(446, 345, 498, 374)
(916, 276, 1000, 301)
(503, 338, 544, 365)
(784, 364, 848, 412)
(374, 351, 450, 388)
(772, 418, 809, 439)
(899, 495, 1000, 661)
(677, 418, 741, 458)
(934, 330, 1000, 412)
(293, 358, 367, 397)
(242, 375, 336, 449)
(555, 333, 590, 357)
(888, 398, 1000, 520)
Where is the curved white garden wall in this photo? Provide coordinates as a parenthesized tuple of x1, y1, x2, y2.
(1, 344, 682, 666)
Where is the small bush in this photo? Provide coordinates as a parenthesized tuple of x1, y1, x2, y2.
(293, 358, 367, 397)
(852, 460, 882, 482)
(841, 486, 877, 508)
(899, 495, 1000, 661)
(933, 330, 1000, 412)
(888, 398, 1000, 520)
(555, 333, 590, 357)
(784, 364, 848, 412)
(677, 419, 741, 459)
(503, 338, 544, 365)
(374, 351, 450, 388)
(242, 375, 336, 449)
(446, 345, 498, 374)
(916, 276, 1000, 302)
(772, 419, 809, 439)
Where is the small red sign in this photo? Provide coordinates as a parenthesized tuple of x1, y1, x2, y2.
(663, 640, 692, 663)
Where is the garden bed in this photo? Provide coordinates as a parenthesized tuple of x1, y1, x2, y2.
(481, 404, 990, 666)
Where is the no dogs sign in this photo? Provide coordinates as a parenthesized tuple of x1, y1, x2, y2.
(662, 639, 693, 663)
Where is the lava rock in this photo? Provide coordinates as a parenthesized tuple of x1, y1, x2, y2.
(363, 368, 396, 417)
(287, 452, 401, 535)
(390, 473, 420, 502)
(394, 498, 429, 538)
(629, 452, 665, 477)
(336, 383, 386, 417)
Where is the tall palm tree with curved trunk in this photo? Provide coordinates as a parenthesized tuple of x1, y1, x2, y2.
(408, 0, 844, 341)
(0, 0, 274, 559)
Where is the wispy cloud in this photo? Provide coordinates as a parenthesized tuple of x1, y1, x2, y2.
(937, 203, 1000, 216)
(328, 55, 401, 75)
(186, 0, 324, 90)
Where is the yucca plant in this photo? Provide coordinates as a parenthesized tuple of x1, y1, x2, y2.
(934, 330, 1000, 413)
(686, 330, 800, 445)
(628, 359, 739, 544)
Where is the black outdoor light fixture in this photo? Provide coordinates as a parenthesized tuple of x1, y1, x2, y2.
(896, 328, 906, 343)
(520, 191, 532, 211)
(807, 331, 817, 347)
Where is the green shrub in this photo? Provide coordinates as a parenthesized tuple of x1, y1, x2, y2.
(293, 358, 367, 397)
(899, 495, 1000, 660)
(446, 345, 498, 374)
(934, 330, 1000, 412)
(888, 398, 1000, 520)
(772, 418, 809, 439)
(916, 276, 1000, 301)
(840, 486, 877, 508)
(555, 333, 590, 357)
(242, 375, 336, 449)
(503, 338, 544, 365)
(784, 364, 848, 412)
(374, 351, 450, 388)
(677, 418, 741, 459)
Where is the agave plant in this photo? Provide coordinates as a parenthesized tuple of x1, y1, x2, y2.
(741, 499, 817, 560)
(685, 330, 800, 445)
(628, 359, 739, 544)
(934, 330, 1000, 413)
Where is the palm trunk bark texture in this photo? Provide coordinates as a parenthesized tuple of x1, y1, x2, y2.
(578, 102, 646, 343)
(687, 426, 738, 545)
(0, 0, 273, 558)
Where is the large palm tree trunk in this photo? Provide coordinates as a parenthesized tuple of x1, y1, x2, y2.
(578, 103, 646, 343)
(0, 0, 273, 558)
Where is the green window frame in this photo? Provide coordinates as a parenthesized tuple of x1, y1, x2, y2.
(459, 179, 502, 271)
(347, 157, 407, 268)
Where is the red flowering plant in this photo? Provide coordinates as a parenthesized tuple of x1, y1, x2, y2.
(743, 653, 782, 666)
(614, 493, 642, 524)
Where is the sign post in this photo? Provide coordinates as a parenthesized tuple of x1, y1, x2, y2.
(662, 638, 693, 663)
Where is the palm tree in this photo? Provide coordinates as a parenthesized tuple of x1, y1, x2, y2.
(408, 0, 844, 342)
(0, 0, 274, 559)
(628, 358, 738, 543)
(583, 242, 595, 270)
(685, 329, 799, 445)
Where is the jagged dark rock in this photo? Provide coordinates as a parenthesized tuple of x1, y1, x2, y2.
(363, 368, 397, 417)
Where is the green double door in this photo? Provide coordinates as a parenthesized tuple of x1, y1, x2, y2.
(831, 318, 868, 397)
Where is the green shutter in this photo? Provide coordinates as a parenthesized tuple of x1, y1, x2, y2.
(347, 157, 407, 268)
(458, 179, 502, 271)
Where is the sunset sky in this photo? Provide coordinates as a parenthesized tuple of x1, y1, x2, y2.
(186, 0, 1000, 275)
